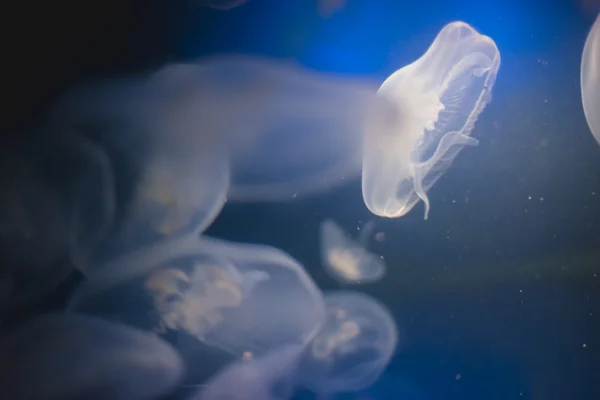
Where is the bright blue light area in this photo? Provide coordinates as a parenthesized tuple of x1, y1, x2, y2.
(179, 0, 584, 76)
(297, 0, 583, 75)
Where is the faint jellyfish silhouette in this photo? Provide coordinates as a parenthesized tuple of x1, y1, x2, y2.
(51, 69, 230, 273)
(68, 234, 325, 359)
(158, 55, 380, 202)
(194, 343, 304, 400)
(362, 21, 501, 219)
(53, 55, 382, 269)
(320, 219, 386, 284)
(0, 138, 77, 312)
(0, 314, 183, 400)
(296, 291, 398, 396)
(582, 13, 600, 145)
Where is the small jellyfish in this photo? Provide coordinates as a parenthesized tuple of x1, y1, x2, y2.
(581, 13, 600, 145)
(0, 314, 183, 400)
(68, 234, 325, 360)
(362, 21, 500, 219)
(296, 291, 398, 396)
(320, 219, 386, 284)
(194, 343, 304, 400)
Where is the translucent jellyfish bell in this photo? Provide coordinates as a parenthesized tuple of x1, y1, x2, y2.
(320, 220, 386, 284)
(581, 13, 600, 144)
(0, 314, 183, 400)
(297, 291, 398, 396)
(161, 55, 380, 202)
(195, 343, 304, 400)
(362, 21, 501, 219)
(51, 68, 231, 273)
(68, 234, 325, 358)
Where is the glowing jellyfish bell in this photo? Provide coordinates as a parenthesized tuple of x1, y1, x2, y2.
(581, 13, 600, 145)
(68, 234, 325, 359)
(319, 219, 386, 284)
(296, 291, 398, 396)
(0, 314, 183, 400)
(362, 21, 501, 220)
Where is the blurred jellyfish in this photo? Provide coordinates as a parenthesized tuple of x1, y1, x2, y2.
(320, 220, 386, 284)
(297, 291, 397, 397)
(581, 13, 600, 145)
(362, 21, 500, 220)
(162, 56, 379, 203)
(193, 343, 304, 400)
(51, 70, 230, 273)
(0, 313, 183, 400)
(68, 233, 325, 360)
(0, 138, 78, 312)
(52, 55, 383, 269)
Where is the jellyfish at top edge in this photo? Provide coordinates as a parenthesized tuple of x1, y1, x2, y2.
(320, 219, 386, 284)
(0, 314, 183, 400)
(362, 21, 500, 220)
(296, 291, 398, 396)
(581, 13, 600, 145)
(195, 343, 304, 400)
(68, 234, 325, 360)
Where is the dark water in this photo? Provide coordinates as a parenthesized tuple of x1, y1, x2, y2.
(2, 0, 600, 399)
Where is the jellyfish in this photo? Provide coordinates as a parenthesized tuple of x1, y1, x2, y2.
(194, 343, 304, 400)
(296, 291, 398, 396)
(0, 314, 183, 400)
(581, 13, 600, 145)
(50, 69, 231, 273)
(362, 21, 501, 219)
(68, 233, 325, 361)
(320, 219, 386, 284)
(0, 138, 76, 311)
(54, 55, 381, 210)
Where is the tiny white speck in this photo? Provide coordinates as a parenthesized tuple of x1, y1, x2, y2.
(528, 196, 532, 200)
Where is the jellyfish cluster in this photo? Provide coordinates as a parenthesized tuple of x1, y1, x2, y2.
(0, 21, 502, 399)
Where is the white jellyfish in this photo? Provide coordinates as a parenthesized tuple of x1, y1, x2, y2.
(296, 291, 398, 397)
(68, 233, 325, 359)
(581, 13, 600, 145)
(362, 21, 501, 219)
(0, 314, 183, 400)
(320, 219, 386, 284)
